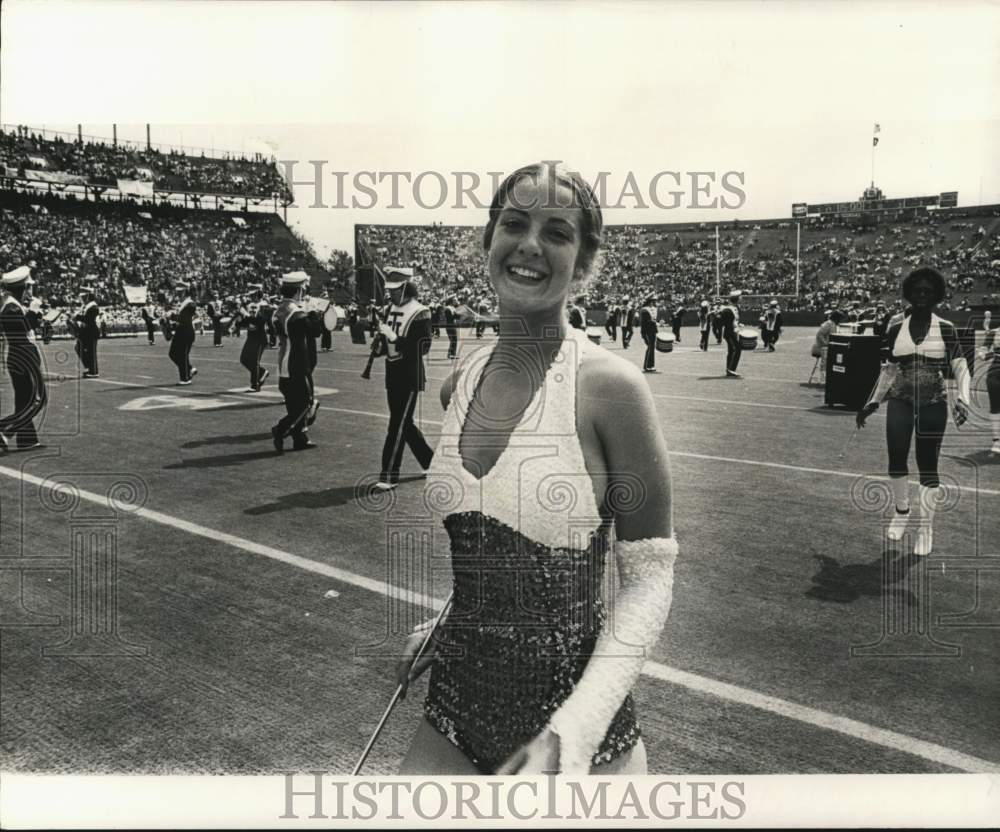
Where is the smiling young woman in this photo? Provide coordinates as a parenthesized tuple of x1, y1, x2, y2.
(393, 162, 679, 776)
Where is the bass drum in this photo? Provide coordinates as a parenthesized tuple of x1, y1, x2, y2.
(323, 304, 340, 332)
(655, 332, 676, 353)
(738, 328, 759, 350)
(585, 326, 603, 345)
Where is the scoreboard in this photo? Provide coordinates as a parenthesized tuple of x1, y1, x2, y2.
(792, 191, 958, 218)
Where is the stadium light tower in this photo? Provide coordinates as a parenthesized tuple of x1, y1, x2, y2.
(795, 221, 801, 297)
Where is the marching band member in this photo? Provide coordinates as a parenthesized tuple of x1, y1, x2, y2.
(568, 294, 587, 330)
(604, 298, 618, 342)
(857, 267, 970, 556)
(719, 289, 742, 377)
(760, 299, 783, 352)
(978, 312, 999, 455)
(620, 296, 635, 349)
(74, 286, 101, 378)
(0, 266, 46, 452)
(444, 295, 459, 359)
(639, 294, 659, 372)
(207, 291, 225, 347)
(374, 269, 434, 490)
(140, 300, 157, 345)
(271, 272, 323, 453)
(711, 300, 724, 344)
(320, 288, 334, 352)
(168, 282, 198, 385)
(698, 299, 711, 351)
(239, 286, 271, 392)
(670, 302, 685, 343)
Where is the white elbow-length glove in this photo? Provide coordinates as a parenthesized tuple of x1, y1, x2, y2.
(546, 536, 678, 774)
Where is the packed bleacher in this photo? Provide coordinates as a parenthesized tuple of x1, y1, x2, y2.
(0, 189, 327, 332)
(1, 126, 292, 202)
(358, 204, 1000, 315)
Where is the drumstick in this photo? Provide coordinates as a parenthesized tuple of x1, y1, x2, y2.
(351, 593, 453, 775)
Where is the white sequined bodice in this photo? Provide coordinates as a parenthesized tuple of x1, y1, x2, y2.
(427, 327, 604, 551)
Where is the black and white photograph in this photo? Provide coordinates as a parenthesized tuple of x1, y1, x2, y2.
(0, 0, 998, 827)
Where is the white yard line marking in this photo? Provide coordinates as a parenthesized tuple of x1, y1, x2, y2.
(0, 463, 995, 773)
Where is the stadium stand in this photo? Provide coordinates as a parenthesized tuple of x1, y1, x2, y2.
(1, 125, 292, 201)
(357, 205, 1000, 316)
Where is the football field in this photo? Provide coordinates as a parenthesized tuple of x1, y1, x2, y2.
(1, 327, 998, 774)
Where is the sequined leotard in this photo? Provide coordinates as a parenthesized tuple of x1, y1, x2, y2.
(422, 327, 640, 774)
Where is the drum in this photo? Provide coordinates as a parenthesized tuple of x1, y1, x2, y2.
(585, 326, 603, 345)
(323, 304, 339, 332)
(655, 332, 675, 353)
(332, 305, 346, 330)
(738, 328, 759, 350)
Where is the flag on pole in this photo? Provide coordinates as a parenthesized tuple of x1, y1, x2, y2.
(873, 123, 881, 134)
(873, 137, 879, 147)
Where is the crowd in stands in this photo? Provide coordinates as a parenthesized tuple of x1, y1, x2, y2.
(0, 190, 325, 331)
(1, 126, 292, 201)
(358, 205, 1000, 315)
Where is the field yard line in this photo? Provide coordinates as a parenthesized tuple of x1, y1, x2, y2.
(320, 407, 1000, 498)
(651, 393, 813, 411)
(0, 463, 995, 773)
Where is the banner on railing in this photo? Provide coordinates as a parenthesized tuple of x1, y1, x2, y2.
(117, 179, 155, 198)
(24, 169, 88, 185)
(123, 285, 149, 304)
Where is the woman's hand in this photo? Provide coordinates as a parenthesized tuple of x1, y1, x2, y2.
(953, 399, 969, 427)
(856, 401, 879, 428)
(495, 728, 561, 775)
(394, 626, 436, 700)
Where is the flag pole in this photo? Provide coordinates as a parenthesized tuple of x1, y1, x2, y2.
(715, 226, 720, 298)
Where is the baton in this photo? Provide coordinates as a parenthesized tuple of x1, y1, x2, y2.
(351, 592, 453, 775)
(837, 426, 861, 459)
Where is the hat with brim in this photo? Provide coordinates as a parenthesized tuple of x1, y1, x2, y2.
(280, 271, 309, 287)
(383, 266, 414, 290)
(728, 289, 742, 298)
(2, 265, 34, 287)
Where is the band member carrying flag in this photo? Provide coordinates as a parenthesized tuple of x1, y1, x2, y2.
(168, 282, 198, 384)
(271, 271, 324, 453)
(375, 268, 434, 490)
(0, 266, 46, 452)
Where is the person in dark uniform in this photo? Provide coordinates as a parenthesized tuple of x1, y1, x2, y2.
(719, 289, 743, 377)
(319, 288, 334, 352)
(760, 299, 783, 352)
(698, 300, 711, 351)
(375, 271, 434, 490)
(568, 294, 587, 330)
(977, 312, 1000, 455)
(207, 291, 224, 347)
(73, 287, 101, 378)
(475, 297, 490, 338)
(639, 294, 659, 372)
(670, 303, 685, 343)
(271, 272, 324, 453)
(711, 301, 724, 344)
(168, 282, 198, 384)
(140, 301, 157, 345)
(871, 301, 892, 340)
(605, 299, 618, 343)
(264, 296, 279, 347)
(240, 288, 272, 392)
(444, 295, 459, 359)
(620, 296, 635, 349)
(0, 266, 46, 452)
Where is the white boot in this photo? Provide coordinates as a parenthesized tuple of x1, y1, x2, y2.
(915, 484, 940, 556)
(887, 476, 910, 541)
